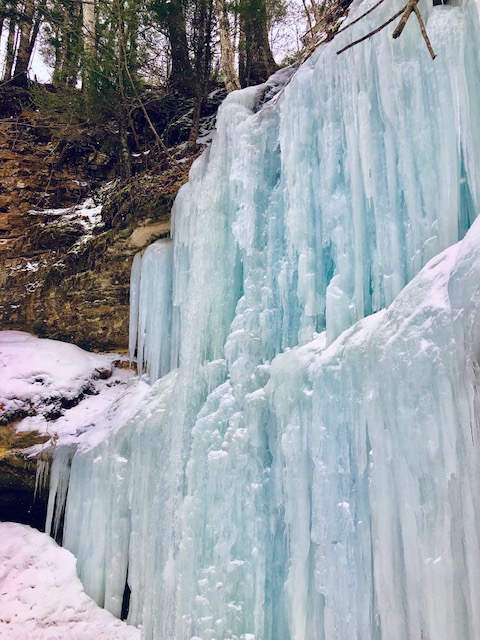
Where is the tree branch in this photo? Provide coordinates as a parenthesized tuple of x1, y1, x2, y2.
(392, 0, 418, 38)
(336, 0, 388, 35)
(337, 0, 436, 60)
(413, 3, 436, 60)
(336, 5, 406, 55)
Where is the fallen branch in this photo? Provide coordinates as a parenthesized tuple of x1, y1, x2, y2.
(392, 0, 436, 59)
(336, 0, 388, 34)
(336, 5, 406, 54)
(412, 3, 436, 59)
(392, 0, 419, 38)
(337, 0, 436, 59)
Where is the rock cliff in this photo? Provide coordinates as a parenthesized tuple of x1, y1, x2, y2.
(0, 87, 192, 352)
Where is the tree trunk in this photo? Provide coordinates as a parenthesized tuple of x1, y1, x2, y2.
(81, 0, 96, 91)
(238, 0, 277, 87)
(115, 0, 131, 179)
(310, 0, 321, 25)
(164, 0, 195, 96)
(51, 0, 81, 87)
(301, 0, 314, 38)
(188, 0, 214, 151)
(215, 0, 240, 92)
(2, 18, 17, 82)
(52, 4, 70, 85)
(12, 0, 35, 86)
(125, 0, 140, 75)
(25, 0, 46, 80)
(82, 0, 95, 56)
(238, 13, 246, 88)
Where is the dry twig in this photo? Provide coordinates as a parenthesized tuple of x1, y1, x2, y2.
(412, 4, 436, 59)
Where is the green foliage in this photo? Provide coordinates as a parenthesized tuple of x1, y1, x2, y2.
(30, 82, 84, 122)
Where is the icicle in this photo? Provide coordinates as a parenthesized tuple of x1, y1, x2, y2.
(136, 239, 173, 382)
(34, 451, 50, 500)
(45, 446, 74, 541)
(129, 251, 143, 366)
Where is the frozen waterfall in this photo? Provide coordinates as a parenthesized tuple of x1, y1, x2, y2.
(47, 0, 480, 638)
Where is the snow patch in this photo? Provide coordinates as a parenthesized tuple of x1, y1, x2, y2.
(0, 522, 140, 639)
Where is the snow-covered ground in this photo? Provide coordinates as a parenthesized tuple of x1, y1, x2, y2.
(0, 522, 140, 639)
(0, 330, 143, 450)
(0, 331, 148, 637)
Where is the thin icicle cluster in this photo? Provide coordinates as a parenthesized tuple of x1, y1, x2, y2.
(45, 446, 74, 540)
(129, 241, 174, 381)
(34, 455, 50, 499)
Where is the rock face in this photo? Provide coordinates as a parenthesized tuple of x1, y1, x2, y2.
(0, 88, 189, 352)
(0, 184, 176, 352)
(0, 424, 49, 531)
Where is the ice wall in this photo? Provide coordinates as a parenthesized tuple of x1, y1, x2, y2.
(266, 218, 480, 639)
(49, 0, 480, 638)
(129, 240, 174, 381)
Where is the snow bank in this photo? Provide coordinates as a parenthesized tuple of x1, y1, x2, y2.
(0, 331, 114, 419)
(0, 522, 140, 639)
(0, 331, 141, 450)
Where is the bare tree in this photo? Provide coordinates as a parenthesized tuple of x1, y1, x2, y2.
(215, 0, 240, 92)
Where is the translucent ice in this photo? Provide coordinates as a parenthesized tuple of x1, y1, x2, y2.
(49, 0, 480, 638)
(129, 240, 174, 381)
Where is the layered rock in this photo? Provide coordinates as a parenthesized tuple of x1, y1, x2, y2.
(0, 90, 187, 352)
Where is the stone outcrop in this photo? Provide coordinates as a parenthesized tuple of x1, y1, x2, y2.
(0, 89, 190, 352)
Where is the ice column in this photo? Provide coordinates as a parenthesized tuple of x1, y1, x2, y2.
(134, 239, 174, 381)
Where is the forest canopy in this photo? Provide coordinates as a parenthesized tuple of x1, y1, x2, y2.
(0, 0, 343, 176)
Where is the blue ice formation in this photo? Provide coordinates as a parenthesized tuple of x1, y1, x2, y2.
(47, 0, 480, 638)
